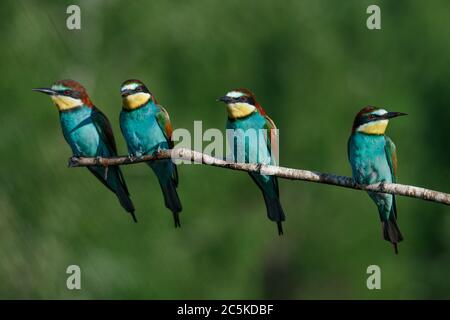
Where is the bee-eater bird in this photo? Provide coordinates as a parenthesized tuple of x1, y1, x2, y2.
(33, 80, 136, 222)
(119, 79, 182, 228)
(217, 88, 285, 235)
(348, 106, 407, 253)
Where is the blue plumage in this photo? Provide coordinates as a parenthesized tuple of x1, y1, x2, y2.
(348, 132, 394, 221)
(33, 80, 135, 222)
(119, 80, 182, 227)
(348, 106, 406, 253)
(219, 88, 285, 235)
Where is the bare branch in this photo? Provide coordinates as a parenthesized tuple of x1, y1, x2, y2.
(68, 148, 450, 206)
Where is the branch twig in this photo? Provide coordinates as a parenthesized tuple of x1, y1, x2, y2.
(68, 148, 450, 206)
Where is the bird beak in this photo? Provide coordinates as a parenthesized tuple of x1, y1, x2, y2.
(32, 88, 56, 95)
(384, 111, 408, 119)
(217, 96, 232, 104)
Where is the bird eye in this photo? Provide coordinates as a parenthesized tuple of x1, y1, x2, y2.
(64, 90, 71, 95)
(136, 87, 142, 92)
(368, 114, 375, 120)
(239, 96, 246, 102)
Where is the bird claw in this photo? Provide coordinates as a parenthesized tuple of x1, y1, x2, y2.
(256, 163, 263, 173)
(354, 182, 364, 189)
(151, 146, 164, 158)
(153, 145, 164, 157)
(127, 154, 138, 162)
(68, 156, 79, 168)
(95, 156, 102, 166)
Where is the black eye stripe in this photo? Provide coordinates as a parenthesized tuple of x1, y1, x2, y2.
(58, 90, 81, 98)
(231, 96, 253, 103)
(131, 86, 149, 94)
(356, 114, 380, 127)
(235, 96, 255, 105)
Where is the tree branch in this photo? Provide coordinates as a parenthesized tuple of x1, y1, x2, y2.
(68, 148, 450, 206)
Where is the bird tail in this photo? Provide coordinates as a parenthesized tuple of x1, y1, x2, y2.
(382, 218, 403, 254)
(159, 177, 182, 228)
(262, 192, 286, 236)
(87, 166, 136, 222)
(116, 178, 137, 223)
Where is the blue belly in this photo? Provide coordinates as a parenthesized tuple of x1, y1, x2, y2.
(348, 132, 394, 218)
(59, 107, 106, 157)
(120, 104, 168, 156)
(348, 133, 392, 185)
(226, 113, 272, 165)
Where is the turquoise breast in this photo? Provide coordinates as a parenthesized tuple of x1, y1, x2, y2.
(59, 106, 106, 157)
(120, 103, 168, 156)
(348, 132, 392, 185)
(226, 112, 272, 165)
(348, 132, 394, 219)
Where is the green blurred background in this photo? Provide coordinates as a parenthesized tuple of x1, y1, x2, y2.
(0, 0, 449, 299)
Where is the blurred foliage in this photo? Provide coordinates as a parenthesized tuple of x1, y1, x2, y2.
(0, 0, 449, 299)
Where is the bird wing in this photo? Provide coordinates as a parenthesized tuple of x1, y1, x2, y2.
(91, 107, 131, 195)
(155, 105, 178, 185)
(384, 135, 398, 182)
(91, 107, 118, 156)
(155, 105, 174, 148)
(262, 115, 280, 197)
(263, 115, 279, 166)
(385, 135, 398, 219)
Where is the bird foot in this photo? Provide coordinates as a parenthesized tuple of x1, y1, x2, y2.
(95, 156, 103, 166)
(153, 145, 165, 157)
(256, 163, 263, 174)
(127, 154, 137, 162)
(354, 182, 365, 189)
(151, 146, 165, 158)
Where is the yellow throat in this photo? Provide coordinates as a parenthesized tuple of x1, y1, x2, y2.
(123, 92, 151, 110)
(226, 102, 256, 119)
(358, 119, 389, 135)
(51, 95, 83, 111)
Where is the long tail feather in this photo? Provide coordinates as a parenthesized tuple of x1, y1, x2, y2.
(382, 219, 403, 254)
(160, 178, 182, 228)
(262, 192, 285, 236)
(173, 212, 181, 228)
(277, 221, 283, 235)
(87, 166, 136, 222)
(116, 180, 137, 223)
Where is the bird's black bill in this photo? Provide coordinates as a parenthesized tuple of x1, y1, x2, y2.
(384, 112, 408, 119)
(32, 88, 56, 95)
(217, 96, 232, 104)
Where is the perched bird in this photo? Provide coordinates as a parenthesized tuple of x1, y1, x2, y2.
(348, 106, 407, 253)
(119, 79, 182, 227)
(33, 80, 136, 222)
(217, 88, 285, 235)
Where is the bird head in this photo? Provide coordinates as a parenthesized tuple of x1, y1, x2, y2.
(217, 88, 266, 119)
(120, 79, 156, 110)
(33, 79, 93, 111)
(352, 106, 407, 135)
